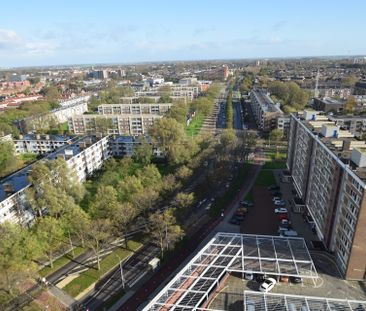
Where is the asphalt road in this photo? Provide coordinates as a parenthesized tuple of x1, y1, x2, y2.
(233, 100, 243, 130)
(80, 244, 160, 311)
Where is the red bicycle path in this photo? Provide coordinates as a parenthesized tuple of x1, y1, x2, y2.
(119, 163, 261, 311)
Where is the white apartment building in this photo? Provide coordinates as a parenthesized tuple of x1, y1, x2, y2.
(0, 135, 110, 225)
(13, 134, 74, 154)
(52, 99, 88, 123)
(97, 103, 172, 115)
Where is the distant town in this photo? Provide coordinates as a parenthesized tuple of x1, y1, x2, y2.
(1, 56, 366, 311)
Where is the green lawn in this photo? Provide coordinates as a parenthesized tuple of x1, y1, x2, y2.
(186, 114, 204, 137)
(244, 190, 254, 202)
(262, 161, 287, 169)
(63, 240, 142, 298)
(265, 152, 287, 160)
(254, 170, 276, 187)
(39, 246, 86, 277)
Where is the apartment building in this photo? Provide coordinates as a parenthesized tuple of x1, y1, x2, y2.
(97, 103, 172, 115)
(13, 134, 74, 154)
(329, 115, 366, 138)
(68, 114, 163, 136)
(250, 89, 287, 132)
(287, 111, 366, 280)
(135, 85, 199, 100)
(0, 135, 110, 225)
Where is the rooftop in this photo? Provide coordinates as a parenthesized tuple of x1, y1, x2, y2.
(143, 232, 317, 311)
(244, 291, 366, 311)
(252, 90, 284, 114)
(15, 134, 73, 142)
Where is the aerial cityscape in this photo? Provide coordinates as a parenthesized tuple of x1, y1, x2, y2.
(1, 1, 366, 311)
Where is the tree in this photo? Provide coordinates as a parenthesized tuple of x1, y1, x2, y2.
(0, 223, 41, 295)
(85, 219, 112, 270)
(175, 165, 193, 181)
(114, 203, 136, 248)
(172, 192, 194, 210)
(34, 217, 65, 269)
(148, 209, 184, 258)
(149, 118, 187, 164)
(345, 96, 357, 113)
(220, 129, 237, 149)
(62, 206, 91, 248)
(137, 164, 162, 188)
(89, 185, 119, 219)
(94, 117, 113, 135)
(133, 136, 153, 165)
(27, 158, 84, 217)
(132, 187, 159, 215)
(226, 91, 233, 128)
(269, 129, 284, 158)
(168, 102, 188, 125)
(0, 141, 18, 177)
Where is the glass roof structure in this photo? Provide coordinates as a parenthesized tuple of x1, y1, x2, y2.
(244, 291, 366, 311)
(143, 232, 319, 311)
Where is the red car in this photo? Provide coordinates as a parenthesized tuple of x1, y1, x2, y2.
(278, 214, 288, 221)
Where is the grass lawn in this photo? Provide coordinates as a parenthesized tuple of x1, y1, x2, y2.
(63, 240, 142, 298)
(39, 246, 85, 277)
(186, 114, 204, 137)
(262, 161, 287, 169)
(243, 190, 254, 202)
(254, 170, 276, 187)
(265, 152, 287, 160)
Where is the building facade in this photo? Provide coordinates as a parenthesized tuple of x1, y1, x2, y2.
(13, 134, 74, 154)
(250, 90, 285, 132)
(287, 111, 366, 280)
(0, 136, 110, 225)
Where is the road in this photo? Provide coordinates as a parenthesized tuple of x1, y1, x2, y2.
(233, 100, 244, 130)
(80, 244, 160, 311)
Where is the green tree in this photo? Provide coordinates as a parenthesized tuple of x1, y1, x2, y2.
(0, 141, 18, 177)
(133, 136, 153, 165)
(132, 187, 159, 215)
(89, 185, 119, 219)
(149, 118, 187, 164)
(172, 192, 194, 210)
(34, 217, 65, 269)
(345, 96, 357, 113)
(85, 219, 112, 270)
(62, 206, 91, 248)
(118, 175, 144, 202)
(94, 117, 113, 136)
(220, 129, 237, 149)
(0, 223, 41, 295)
(137, 164, 162, 188)
(148, 209, 184, 258)
(114, 202, 136, 248)
(175, 165, 193, 181)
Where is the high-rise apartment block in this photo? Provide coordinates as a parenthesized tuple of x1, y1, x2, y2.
(287, 111, 366, 280)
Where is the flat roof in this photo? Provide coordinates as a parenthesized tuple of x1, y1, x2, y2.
(143, 232, 318, 311)
(244, 291, 366, 311)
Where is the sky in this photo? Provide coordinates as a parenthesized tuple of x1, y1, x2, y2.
(1, 0, 366, 67)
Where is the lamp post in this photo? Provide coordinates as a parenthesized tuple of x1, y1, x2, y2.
(115, 254, 125, 289)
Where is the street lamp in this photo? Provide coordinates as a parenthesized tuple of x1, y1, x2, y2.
(115, 254, 126, 289)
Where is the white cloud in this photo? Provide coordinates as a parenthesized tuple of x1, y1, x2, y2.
(0, 29, 22, 48)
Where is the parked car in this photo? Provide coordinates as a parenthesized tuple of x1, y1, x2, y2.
(240, 200, 254, 207)
(229, 217, 241, 225)
(272, 196, 281, 202)
(244, 272, 254, 280)
(259, 278, 277, 293)
(278, 214, 288, 221)
(290, 276, 302, 284)
(268, 185, 280, 191)
(237, 207, 248, 214)
(272, 191, 282, 197)
(274, 200, 286, 206)
(281, 229, 298, 237)
(275, 208, 288, 214)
